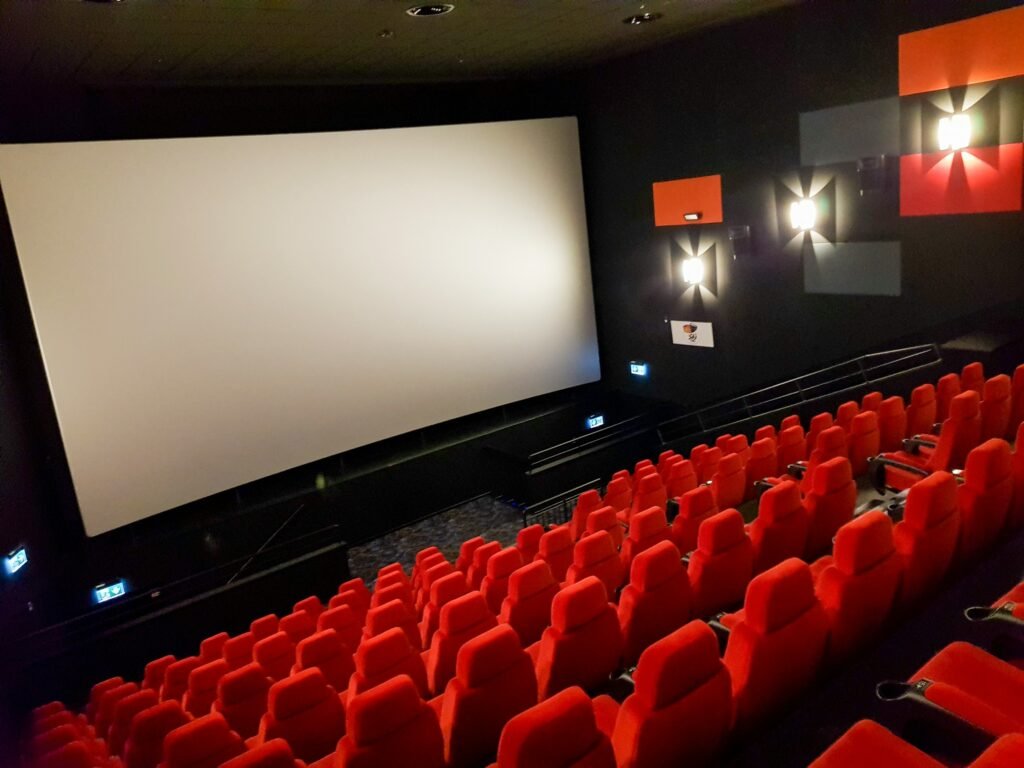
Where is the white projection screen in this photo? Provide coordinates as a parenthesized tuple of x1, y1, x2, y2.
(0, 117, 600, 536)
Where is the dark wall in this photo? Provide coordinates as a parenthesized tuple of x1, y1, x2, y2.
(578, 0, 1024, 409)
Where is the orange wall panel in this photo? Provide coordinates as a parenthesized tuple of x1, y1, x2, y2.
(899, 5, 1024, 95)
(652, 174, 723, 227)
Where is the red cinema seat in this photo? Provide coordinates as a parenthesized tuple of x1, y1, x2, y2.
(455, 536, 485, 575)
(836, 401, 859, 434)
(377, 562, 408, 584)
(907, 383, 938, 437)
(413, 553, 448, 603)
(438, 625, 538, 768)
(962, 362, 985, 395)
(250, 615, 280, 642)
(293, 596, 324, 623)
(417, 560, 455, 614)
(806, 412, 834, 457)
(349, 626, 429, 699)
(97, 682, 139, 739)
(629, 474, 668, 521)
(776, 425, 806, 475)
(780, 414, 801, 432)
(214, 663, 272, 740)
(697, 447, 722, 485)
(689, 509, 754, 617)
(689, 444, 708, 469)
(861, 391, 883, 412)
(159, 712, 244, 768)
(971, 735, 1024, 768)
(468, 541, 503, 591)
(339, 578, 371, 609)
(425, 591, 498, 695)
(481, 547, 524, 614)
(848, 411, 880, 477)
(956, 438, 1014, 565)
(715, 434, 732, 453)
(221, 739, 301, 768)
(803, 457, 856, 558)
(108, 689, 159, 757)
(621, 507, 670, 572)
(184, 660, 229, 717)
(569, 489, 603, 541)
(800, 426, 848, 492)
(812, 510, 902, 662)
(725, 434, 751, 466)
(254, 633, 296, 682)
(746, 437, 778, 493)
(723, 558, 829, 730)
(604, 621, 732, 768)
(878, 396, 907, 453)
(162, 658, 201, 703)
(610, 468, 631, 486)
(257, 668, 345, 764)
(1010, 365, 1024, 438)
(910, 642, 1024, 736)
(937, 373, 962, 421)
(420, 571, 470, 649)
(363, 598, 421, 650)
(748, 479, 809, 574)
(663, 457, 698, 500)
(412, 546, 442, 586)
(808, 720, 944, 768)
(123, 700, 189, 768)
(331, 591, 368, 627)
(369, 582, 413, 613)
(585, 506, 624, 549)
(199, 633, 229, 664)
(618, 540, 692, 667)
(535, 526, 573, 582)
(657, 450, 678, 473)
(755, 424, 777, 443)
(32, 701, 65, 721)
(1011, 422, 1024, 529)
(636, 458, 655, 473)
(143, 656, 176, 692)
(500, 560, 559, 646)
(223, 633, 255, 671)
(36, 742, 99, 768)
(31, 724, 84, 764)
(603, 476, 633, 516)
(279, 612, 316, 645)
(317, 606, 362, 652)
(635, 464, 658, 487)
(534, 576, 622, 699)
(981, 374, 1013, 440)
(88, 676, 124, 722)
(712, 453, 746, 509)
(566, 530, 625, 598)
(516, 524, 544, 564)
(294, 629, 355, 692)
(494, 686, 615, 768)
(335, 674, 445, 768)
(893, 471, 960, 607)
(669, 485, 718, 554)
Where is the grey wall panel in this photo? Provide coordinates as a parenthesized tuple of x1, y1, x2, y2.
(803, 241, 901, 296)
(800, 97, 901, 166)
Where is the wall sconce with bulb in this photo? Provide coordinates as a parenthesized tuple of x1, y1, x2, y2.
(681, 256, 704, 285)
(790, 197, 817, 231)
(937, 113, 971, 151)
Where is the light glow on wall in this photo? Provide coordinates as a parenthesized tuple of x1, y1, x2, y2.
(937, 113, 971, 151)
(681, 256, 705, 285)
(789, 198, 817, 231)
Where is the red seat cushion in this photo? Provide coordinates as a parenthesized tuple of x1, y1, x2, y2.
(808, 720, 943, 767)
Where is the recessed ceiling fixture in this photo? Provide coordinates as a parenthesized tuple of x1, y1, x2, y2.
(406, 4, 455, 17)
(624, 12, 663, 25)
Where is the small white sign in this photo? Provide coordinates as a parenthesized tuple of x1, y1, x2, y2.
(671, 320, 715, 348)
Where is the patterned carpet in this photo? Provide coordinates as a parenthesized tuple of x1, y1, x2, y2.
(347, 494, 524, 584)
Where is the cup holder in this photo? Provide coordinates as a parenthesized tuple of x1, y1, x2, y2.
(964, 606, 995, 622)
(875, 680, 913, 702)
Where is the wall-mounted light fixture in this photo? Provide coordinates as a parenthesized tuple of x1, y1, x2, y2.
(683, 212, 702, 222)
(789, 198, 817, 231)
(938, 113, 971, 151)
(681, 256, 704, 285)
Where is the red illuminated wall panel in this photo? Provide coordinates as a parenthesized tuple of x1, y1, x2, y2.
(900, 144, 1023, 217)
(652, 175, 723, 227)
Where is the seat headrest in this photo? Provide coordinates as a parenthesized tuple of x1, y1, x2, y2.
(416, 545, 442, 565)
(701, 446, 723, 466)
(279, 611, 315, 638)
(458, 536, 485, 560)
(833, 511, 894, 574)
(254, 633, 294, 663)
(778, 425, 805, 445)
(294, 596, 322, 616)
(268, 668, 332, 720)
(165, 657, 201, 686)
(498, 686, 599, 767)
(356, 627, 414, 673)
(90, 676, 124, 704)
(552, 576, 609, 632)
(963, 438, 1013, 489)
(815, 426, 847, 454)
(611, 469, 631, 485)
(726, 435, 750, 455)
(223, 633, 254, 660)
(585, 506, 618, 533)
(743, 558, 818, 634)
(697, 508, 747, 553)
(517, 524, 544, 548)
(129, 700, 189, 740)
(630, 507, 668, 540)
(486, 547, 524, 579)
(811, 456, 853, 495)
(636, 473, 664, 495)
(604, 477, 631, 499)
(635, 458, 654, 473)
(635, 465, 659, 483)
(903, 471, 957, 531)
(508, 560, 556, 599)
(690, 444, 708, 462)
(962, 361, 984, 382)
(879, 396, 905, 417)
(837, 401, 859, 422)
(471, 541, 502, 570)
(574, 489, 603, 515)
(347, 674, 423, 745)
(679, 486, 716, 519)
(755, 425, 777, 442)
(371, 583, 410, 606)
(780, 415, 802, 430)
(574, 530, 616, 568)
(911, 383, 935, 406)
(629, 539, 683, 591)
(850, 410, 878, 435)
(439, 591, 493, 635)
(422, 561, 454, 585)
(143, 656, 176, 688)
(37, 741, 92, 768)
(297, 629, 344, 666)
(220, 739, 296, 768)
(809, 412, 833, 431)
(862, 391, 883, 411)
(339, 578, 370, 598)
(759, 480, 802, 524)
(717, 453, 744, 475)
(634, 621, 723, 710)
(983, 374, 1012, 401)
(218, 664, 271, 704)
(113, 689, 159, 726)
(949, 390, 980, 419)
(750, 437, 776, 459)
(539, 526, 573, 555)
(365, 599, 413, 635)
(189, 660, 228, 693)
(429, 572, 470, 607)
(377, 562, 408, 581)
(666, 458, 695, 480)
(456, 624, 525, 687)
(163, 713, 238, 767)
(200, 633, 229, 661)
(320, 605, 357, 633)
(715, 434, 733, 451)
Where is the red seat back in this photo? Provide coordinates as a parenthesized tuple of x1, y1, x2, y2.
(258, 668, 345, 764)
(848, 411, 880, 476)
(746, 437, 778, 493)
(184, 660, 229, 717)
(425, 591, 498, 695)
(937, 373, 961, 421)
(621, 507, 670, 571)
(981, 374, 1013, 440)
(350, 626, 429, 699)
(143, 656, 176, 692)
(801, 426, 848, 492)
(776, 425, 806, 473)
(515, 524, 545, 564)
(294, 629, 355, 692)
(780, 415, 801, 432)
(416, 559, 454, 612)
(97, 682, 139, 739)
(253, 633, 296, 682)
(664, 457, 698, 500)
(698, 446, 722, 484)
(806, 412, 834, 457)
(878, 396, 907, 452)
(455, 536, 485, 574)
(617, 540, 691, 666)
(755, 424, 777, 443)
(808, 720, 945, 767)
(956, 438, 1014, 564)
(162, 712, 245, 768)
(214, 663, 272, 741)
(1011, 422, 1024, 530)
(836, 401, 859, 433)
(602, 476, 632, 514)
(220, 739, 300, 768)
(199, 633, 229, 664)
(223, 633, 255, 671)
(499, 560, 559, 646)
(894, 471, 960, 606)
(419, 571, 470, 649)
(317, 606, 362, 651)
(568, 489, 603, 541)
(363, 598, 420, 650)
(535, 526, 574, 582)
(927, 390, 982, 472)
(481, 547, 524, 614)
(468, 541, 503, 590)
(712, 452, 747, 509)
(907, 383, 937, 436)
(629, 473, 668, 521)
(1010, 364, 1024, 439)
(250, 615, 280, 642)
(109, 689, 159, 757)
(669, 485, 718, 554)
(566, 530, 624, 598)
(162, 659, 201, 703)
(688, 509, 754, 616)
(584, 506, 623, 549)
(123, 700, 189, 768)
(278, 612, 315, 645)
(961, 362, 985, 395)
(749, 480, 809, 574)
(293, 596, 323, 623)
(803, 457, 856, 558)
(861, 391, 883, 412)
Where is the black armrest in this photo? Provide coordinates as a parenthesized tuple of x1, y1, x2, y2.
(665, 498, 680, 525)
(868, 455, 929, 494)
(707, 612, 732, 652)
(963, 604, 1024, 662)
(787, 462, 807, 479)
(903, 435, 938, 454)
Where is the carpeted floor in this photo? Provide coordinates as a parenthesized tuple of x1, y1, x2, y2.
(347, 494, 523, 584)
